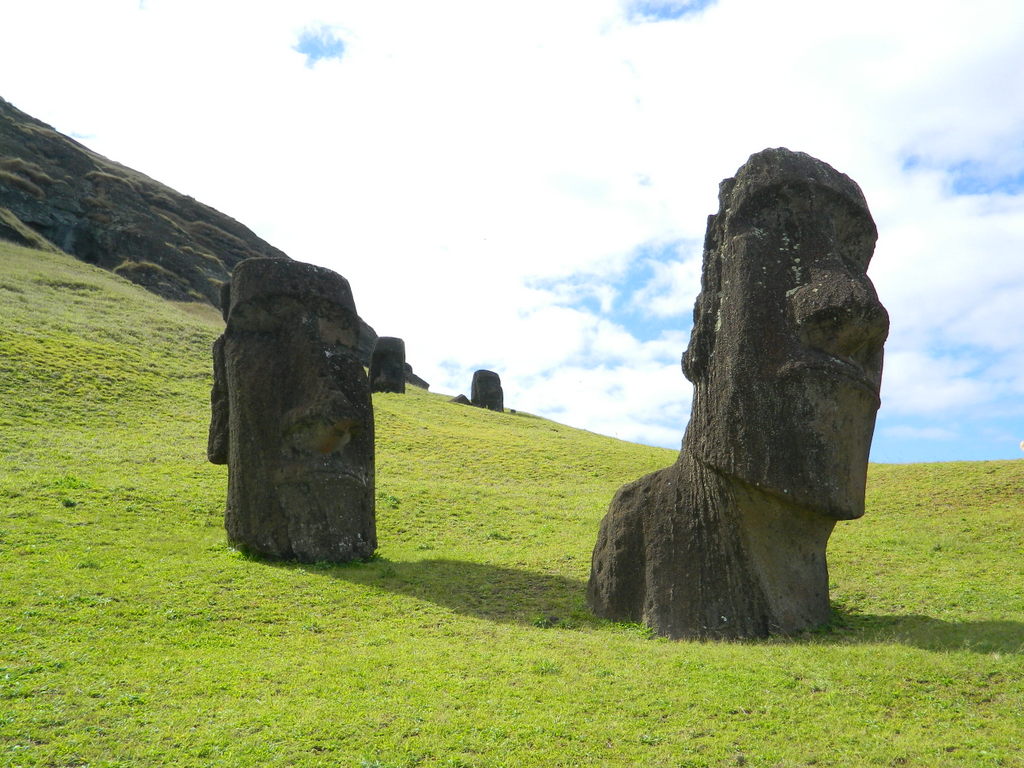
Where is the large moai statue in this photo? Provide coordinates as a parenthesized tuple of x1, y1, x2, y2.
(369, 336, 406, 394)
(207, 258, 376, 562)
(588, 148, 889, 639)
(471, 369, 503, 412)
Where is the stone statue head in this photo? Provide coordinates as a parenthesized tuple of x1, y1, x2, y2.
(471, 369, 504, 412)
(208, 257, 376, 562)
(682, 148, 889, 520)
(370, 336, 407, 394)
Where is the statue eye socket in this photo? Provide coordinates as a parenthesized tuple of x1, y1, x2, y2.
(314, 421, 357, 453)
(228, 297, 306, 331)
(318, 316, 357, 347)
(282, 417, 359, 454)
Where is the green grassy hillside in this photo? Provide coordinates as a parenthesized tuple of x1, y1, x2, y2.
(2, 241, 1022, 768)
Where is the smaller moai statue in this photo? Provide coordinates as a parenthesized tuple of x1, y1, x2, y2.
(404, 363, 430, 390)
(207, 257, 376, 563)
(370, 337, 406, 394)
(471, 369, 503, 412)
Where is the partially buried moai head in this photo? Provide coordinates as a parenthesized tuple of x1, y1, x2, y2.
(370, 336, 406, 394)
(471, 369, 503, 412)
(682, 148, 889, 520)
(208, 257, 376, 562)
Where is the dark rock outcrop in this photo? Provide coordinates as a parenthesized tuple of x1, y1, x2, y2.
(0, 96, 287, 305)
(208, 258, 376, 563)
(0, 98, 426, 380)
(370, 337, 406, 394)
(449, 394, 472, 405)
(403, 363, 430, 390)
(588, 148, 889, 639)
(471, 370, 503, 412)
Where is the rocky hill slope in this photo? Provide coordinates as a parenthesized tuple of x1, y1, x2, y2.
(0, 96, 386, 364)
(0, 96, 288, 305)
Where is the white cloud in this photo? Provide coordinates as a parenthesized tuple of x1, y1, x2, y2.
(881, 351, 998, 416)
(3, 0, 1024, 460)
(507, 359, 692, 448)
(627, 241, 703, 318)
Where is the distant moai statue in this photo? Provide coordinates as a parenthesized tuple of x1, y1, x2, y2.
(207, 258, 376, 562)
(588, 148, 889, 639)
(404, 363, 430, 390)
(471, 370, 503, 412)
(370, 336, 406, 394)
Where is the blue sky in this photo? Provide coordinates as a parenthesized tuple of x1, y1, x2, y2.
(293, 25, 345, 67)
(3, 0, 1024, 463)
(626, 0, 718, 22)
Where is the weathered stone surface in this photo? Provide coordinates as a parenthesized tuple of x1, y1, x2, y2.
(449, 394, 472, 405)
(471, 370, 503, 412)
(370, 337, 406, 394)
(208, 258, 376, 562)
(0, 205, 63, 252)
(588, 148, 889, 639)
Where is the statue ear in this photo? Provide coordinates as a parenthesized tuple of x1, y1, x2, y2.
(683, 215, 722, 383)
(682, 311, 711, 381)
(207, 335, 229, 465)
(219, 281, 231, 322)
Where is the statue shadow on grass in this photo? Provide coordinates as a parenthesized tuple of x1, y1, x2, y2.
(293, 557, 594, 628)
(281, 557, 1024, 653)
(819, 604, 1024, 654)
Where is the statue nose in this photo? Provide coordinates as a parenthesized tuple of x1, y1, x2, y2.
(789, 272, 889, 365)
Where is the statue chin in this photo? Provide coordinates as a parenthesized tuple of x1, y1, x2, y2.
(722, 371, 879, 521)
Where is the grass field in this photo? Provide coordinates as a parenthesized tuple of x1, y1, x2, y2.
(1, 241, 1022, 767)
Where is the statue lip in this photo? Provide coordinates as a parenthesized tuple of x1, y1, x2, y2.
(273, 464, 368, 487)
(780, 357, 881, 404)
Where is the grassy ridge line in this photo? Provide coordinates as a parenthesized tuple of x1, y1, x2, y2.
(1, 241, 1023, 768)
